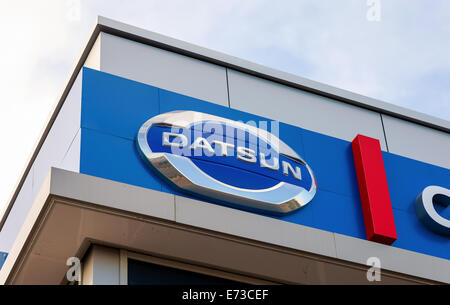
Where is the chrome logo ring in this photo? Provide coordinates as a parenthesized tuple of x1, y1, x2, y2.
(137, 110, 317, 215)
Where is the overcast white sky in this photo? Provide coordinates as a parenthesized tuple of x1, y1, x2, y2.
(0, 0, 449, 211)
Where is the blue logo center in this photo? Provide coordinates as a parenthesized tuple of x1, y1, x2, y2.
(137, 111, 317, 215)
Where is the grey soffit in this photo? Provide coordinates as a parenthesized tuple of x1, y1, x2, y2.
(1, 15, 449, 232)
(1, 168, 446, 284)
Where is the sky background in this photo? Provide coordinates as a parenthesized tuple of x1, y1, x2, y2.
(0, 0, 449, 211)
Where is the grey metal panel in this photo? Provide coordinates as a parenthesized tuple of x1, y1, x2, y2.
(382, 114, 450, 169)
(0, 173, 32, 253)
(49, 168, 175, 221)
(96, 16, 450, 133)
(174, 195, 337, 258)
(334, 233, 450, 283)
(228, 69, 387, 149)
(99, 33, 229, 107)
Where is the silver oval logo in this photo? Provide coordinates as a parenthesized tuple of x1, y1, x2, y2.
(137, 110, 317, 215)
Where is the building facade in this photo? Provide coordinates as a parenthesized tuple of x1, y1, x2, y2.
(0, 16, 449, 285)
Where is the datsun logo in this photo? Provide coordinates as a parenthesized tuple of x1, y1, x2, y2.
(137, 111, 317, 215)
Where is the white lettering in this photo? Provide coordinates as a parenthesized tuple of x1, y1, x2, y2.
(162, 132, 187, 148)
(260, 153, 279, 170)
(282, 161, 302, 181)
(415, 186, 450, 236)
(212, 140, 235, 156)
(237, 147, 257, 163)
(190, 137, 215, 155)
(161, 134, 305, 180)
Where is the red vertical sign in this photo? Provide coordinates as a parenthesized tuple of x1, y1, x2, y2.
(352, 135, 397, 245)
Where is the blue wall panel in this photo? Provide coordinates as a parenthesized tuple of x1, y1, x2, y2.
(81, 128, 164, 192)
(81, 68, 159, 140)
(393, 209, 450, 258)
(302, 130, 361, 198)
(80, 68, 450, 261)
(384, 153, 450, 216)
